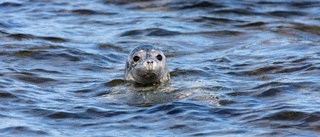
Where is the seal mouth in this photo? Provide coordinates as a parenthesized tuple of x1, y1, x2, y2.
(142, 73, 156, 78)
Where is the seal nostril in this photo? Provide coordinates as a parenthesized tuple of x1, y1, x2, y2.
(147, 61, 153, 64)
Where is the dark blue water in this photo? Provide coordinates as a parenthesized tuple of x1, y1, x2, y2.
(1, 0, 320, 136)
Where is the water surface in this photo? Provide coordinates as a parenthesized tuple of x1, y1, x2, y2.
(1, 0, 320, 136)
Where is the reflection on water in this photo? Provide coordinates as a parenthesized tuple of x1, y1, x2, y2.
(1, 0, 320, 136)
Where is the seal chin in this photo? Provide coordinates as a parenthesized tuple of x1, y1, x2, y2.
(134, 72, 160, 84)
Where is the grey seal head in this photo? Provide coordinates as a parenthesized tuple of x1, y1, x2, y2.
(124, 45, 170, 84)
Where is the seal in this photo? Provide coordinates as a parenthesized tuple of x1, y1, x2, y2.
(124, 45, 170, 84)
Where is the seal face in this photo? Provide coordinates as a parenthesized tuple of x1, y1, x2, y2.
(124, 45, 170, 84)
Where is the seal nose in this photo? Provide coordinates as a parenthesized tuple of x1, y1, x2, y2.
(146, 60, 154, 71)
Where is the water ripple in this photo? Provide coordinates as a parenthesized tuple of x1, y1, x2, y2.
(0, 0, 320, 136)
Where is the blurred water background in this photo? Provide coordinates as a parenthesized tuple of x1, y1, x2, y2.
(0, 0, 320, 136)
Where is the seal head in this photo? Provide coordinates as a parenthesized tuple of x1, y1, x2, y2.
(124, 45, 170, 84)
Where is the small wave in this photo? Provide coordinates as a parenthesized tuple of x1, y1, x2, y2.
(267, 11, 307, 17)
(4, 72, 56, 84)
(120, 28, 181, 37)
(0, 2, 22, 7)
(170, 68, 209, 77)
(71, 9, 117, 16)
(0, 126, 49, 136)
(8, 33, 68, 42)
(237, 22, 266, 28)
(254, 88, 282, 97)
(249, 110, 320, 132)
(169, 1, 224, 10)
(103, 0, 224, 10)
(0, 91, 16, 98)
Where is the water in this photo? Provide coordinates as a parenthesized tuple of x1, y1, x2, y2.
(1, 0, 320, 136)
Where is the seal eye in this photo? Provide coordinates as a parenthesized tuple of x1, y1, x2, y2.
(133, 56, 140, 62)
(156, 54, 162, 61)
